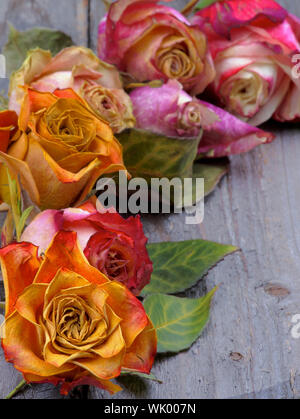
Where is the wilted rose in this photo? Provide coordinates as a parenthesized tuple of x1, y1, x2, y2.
(82, 84, 135, 133)
(9, 47, 135, 133)
(0, 231, 156, 395)
(0, 87, 126, 210)
(192, 0, 300, 124)
(21, 202, 153, 296)
(130, 80, 274, 157)
(98, 0, 215, 95)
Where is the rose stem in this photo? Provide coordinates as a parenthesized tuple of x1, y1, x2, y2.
(181, 0, 200, 16)
(5, 380, 27, 399)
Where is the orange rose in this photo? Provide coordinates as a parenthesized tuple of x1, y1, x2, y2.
(0, 87, 126, 210)
(0, 231, 156, 395)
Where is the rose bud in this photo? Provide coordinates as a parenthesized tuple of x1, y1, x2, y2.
(8, 46, 135, 133)
(0, 87, 126, 210)
(97, 0, 215, 95)
(130, 80, 274, 157)
(0, 231, 156, 395)
(81, 84, 135, 133)
(21, 202, 153, 296)
(192, 0, 300, 125)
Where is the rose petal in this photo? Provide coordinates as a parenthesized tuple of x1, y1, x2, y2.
(43, 268, 91, 307)
(0, 242, 41, 316)
(34, 231, 109, 286)
(0, 110, 18, 152)
(15, 283, 48, 326)
(198, 100, 275, 157)
(73, 348, 125, 380)
(21, 210, 63, 254)
(91, 325, 125, 358)
(123, 319, 157, 374)
(8, 49, 52, 114)
(37, 46, 122, 89)
(23, 138, 110, 210)
(59, 375, 122, 395)
(0, 149, 41, 207)
(2, 311, 75, 377)
(100, 281, 148, 347)
(19, 89, 57, 131)
(194, 0, 287, 37)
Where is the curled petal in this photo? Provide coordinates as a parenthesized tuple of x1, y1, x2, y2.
(22, 138, 122, 210)
(101, 281, 148, 347)
(73, 349, 125, 380)
(36, 46, 122, 89)
(8, 49, 52, 114)
(2, 311, 75, 377)
(0, 242, 41, 316)
(59, 375, 122, 396)
(194, 0, 287, 37)
(21, 210, 64, 253)
(22, 371, 122, 395)
(274, 82, 300, 122)
(197, 100, 275, 157)
(15, 283, 47, 326)
(0, 148, 41, 207)
(123, 320, 157, 374)
(0, 110, 18, 152)
(9, 47, 123, 114)
(34, 230, 109, 286)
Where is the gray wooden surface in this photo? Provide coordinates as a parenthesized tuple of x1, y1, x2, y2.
(1, 0, 300, 399)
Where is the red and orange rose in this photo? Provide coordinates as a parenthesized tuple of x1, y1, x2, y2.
(0, 231, 156, 395)
(21, 201, 153, 296)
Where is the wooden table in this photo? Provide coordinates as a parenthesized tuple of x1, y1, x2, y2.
(1, 0, 300, 399)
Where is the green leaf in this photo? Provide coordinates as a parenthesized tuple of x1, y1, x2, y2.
(144, 289, 217, 353)
(5, 169, 34, 241)
(3, 25, 73, 75)
(117, 128, 200, 180)
(198, 158, 229, 197)
(120, 371, 162, 384)
(117, 129, 228, 207)
(18, 206, 34, 235)
(173, 159, 229, 208)
(142, 239, 237, 295)
(195, 0, 220, 11)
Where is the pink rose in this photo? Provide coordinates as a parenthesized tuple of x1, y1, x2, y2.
(192, 0, 300, 124)
(130, 80, 274, 157)
(9, 46, 135, 133)
(21, 202, 153, 296)
(98, 0, 215, 95)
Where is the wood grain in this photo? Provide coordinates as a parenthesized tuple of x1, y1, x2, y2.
(1, 0, 300, 399)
